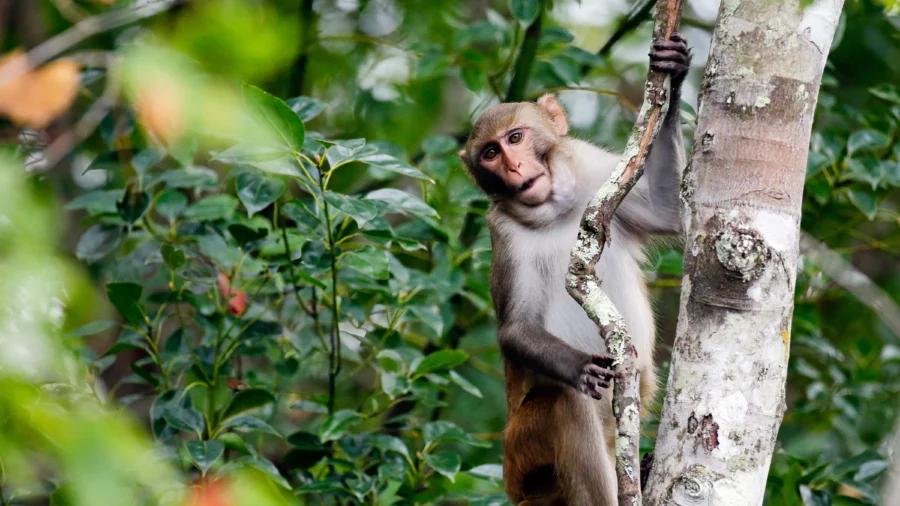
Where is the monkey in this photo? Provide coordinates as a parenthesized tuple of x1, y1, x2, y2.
(459, 34, 691, 505)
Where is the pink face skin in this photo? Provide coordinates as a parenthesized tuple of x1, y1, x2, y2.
(478, 126, 553, 206)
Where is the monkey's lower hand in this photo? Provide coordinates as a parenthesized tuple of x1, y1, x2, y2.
(650, 32, 692, 87)
(577, 353, 619, 400)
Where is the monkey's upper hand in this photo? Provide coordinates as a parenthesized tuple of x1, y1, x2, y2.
(577, 353, 619, 400)
(649, 32, 692, 87)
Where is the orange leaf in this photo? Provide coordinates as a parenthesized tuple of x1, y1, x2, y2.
(135, 79, 185, 142)
(186, 478, 232, 506)
(217, 272, 247, 317)
(0, 50, 81, 129)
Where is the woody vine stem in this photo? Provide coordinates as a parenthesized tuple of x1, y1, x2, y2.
(565, 0, 684, 503)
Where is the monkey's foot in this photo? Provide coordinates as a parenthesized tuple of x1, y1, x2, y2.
(578, 353, 619, 400)
(650, 32, 692, 80)
(640, 452, 654, 491)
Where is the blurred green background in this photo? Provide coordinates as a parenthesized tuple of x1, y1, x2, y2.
(1, 0, 899, 504)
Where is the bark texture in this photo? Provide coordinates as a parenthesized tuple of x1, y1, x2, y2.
(644, 1, 844, 504)
(567, 1, 683, 503)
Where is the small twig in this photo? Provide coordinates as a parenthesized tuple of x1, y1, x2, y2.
(527, 86, 638, 112)
(51, 0, 88, 23)
(0, 0, 185, 89)
(580, 0, 656, 75)
(800, 233, 900, 338)
(505, 0, 546, 102)
(566, 0, 684, 502)
(42, 54, 121, 168)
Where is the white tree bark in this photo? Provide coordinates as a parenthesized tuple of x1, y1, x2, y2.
(644, 1, 844, 504)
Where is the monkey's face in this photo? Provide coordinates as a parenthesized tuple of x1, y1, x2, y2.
(476, 125, 553, 206)
(461, 96, 569, 207)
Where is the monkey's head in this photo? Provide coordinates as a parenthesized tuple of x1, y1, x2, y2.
(460, 94, 568, 206)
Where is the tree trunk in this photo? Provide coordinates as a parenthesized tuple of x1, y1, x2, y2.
(644, 1, 844, 504)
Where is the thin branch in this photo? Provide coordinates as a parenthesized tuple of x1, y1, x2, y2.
(42, 54, 121, 168)
(800, 233, 900, 338)
(0, 0, 185, 89)
(290, 0, 318, 96)
(527, 86, 638, 112)
(566, 0, 684, 502)
(581, 0, 656, 74)
(505, 0, 545, 102)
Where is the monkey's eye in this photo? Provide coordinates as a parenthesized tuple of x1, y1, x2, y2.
(483, 147, 499, 161)
(508, 131, 523, 144)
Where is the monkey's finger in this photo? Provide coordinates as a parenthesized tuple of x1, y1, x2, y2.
(669, 32, 687, 44)
(653, 40, 689, 55)
(590, 353, 615, 368)
(649, 49, 689, 64)
(650, 61, 689, 75)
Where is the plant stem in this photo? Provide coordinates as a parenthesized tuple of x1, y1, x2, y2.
(505, 0, 545, 103)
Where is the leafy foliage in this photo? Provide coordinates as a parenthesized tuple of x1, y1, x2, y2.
(0, 1, 899, 505)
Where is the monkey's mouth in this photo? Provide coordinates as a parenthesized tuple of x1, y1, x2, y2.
(517, 174, 543, 193)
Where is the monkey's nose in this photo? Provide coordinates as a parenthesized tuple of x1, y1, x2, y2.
(517, 161, 522, 168)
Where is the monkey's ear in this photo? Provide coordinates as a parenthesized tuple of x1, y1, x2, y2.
(537, 94, 568, 136)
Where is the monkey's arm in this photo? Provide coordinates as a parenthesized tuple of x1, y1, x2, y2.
(498, 321, 616, 400)
(617, 34, 690, 236)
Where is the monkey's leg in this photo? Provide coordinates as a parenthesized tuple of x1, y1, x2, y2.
(504, 387, 566, 505)
(553, 390, 618, 506)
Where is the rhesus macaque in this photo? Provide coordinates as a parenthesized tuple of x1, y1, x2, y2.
(459, 34, 691, 505)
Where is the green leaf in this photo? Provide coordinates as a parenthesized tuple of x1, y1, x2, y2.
(422, 136, 458, 156)
(163, 405, 206, 435)
(324, 191, 380, 228)
(467, 464, 503, 480)
(106, 282, 146, 325)
(66, 320, 118, 339)
(847, 189, 877, 220)
(376, 350, 404, 373)
(155, 191, 187, 221)
(509, 0, 540, 24)
(187, 440, 224, 475)
(159, 167, 219, 189)
(417, 50, 449, 80)
(213, 144, 304, 179)
(414, 350, 469, 377)
(380, 372, 411, 399)
(286, 96, 326, 122)
(341, 245, 390, 280)
(129, 362, 160, 387)
(132, 149, 165, 174)
(76, 224, 122, 262)
(423, 452, 461, 482)
(357, 153, 433, 182)
(845, 158, 883, 189)
(407, 305, 444, 339)
(228, 223, 269, 245)
(222, 415, 281, 436)
(66, 189, 123, 214)
(371, 434, 410, 460)
(320, 410, 363, 442)
(424, 420, 491, 448)
(243, 84, 305, 153)
(449, 370, 483, 398)
(847, 129, 891, 155)
(365, 188, 439, 223)
(869, 83, 900, 104)
(160, 244, 186, 270)
(117, 188, 151, 224)
(218, 433, 252, 455)
(853, 460, 888, 482)
(235, 171, 286, 216)
(222, 388, 276, 420)
(323, 138, 366, 168)
(182, 195, 238, 221)
(799, 485, 829, 506)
